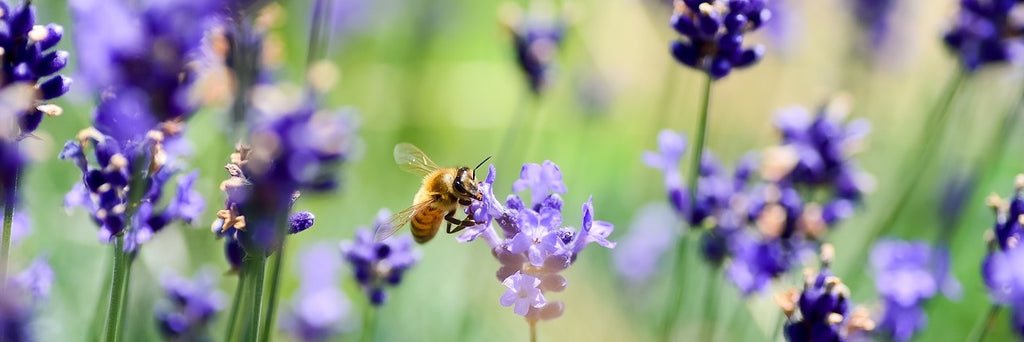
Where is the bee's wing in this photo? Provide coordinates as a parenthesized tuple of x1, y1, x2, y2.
(394, 143, 440, 176)
(374, 199, 436, 242)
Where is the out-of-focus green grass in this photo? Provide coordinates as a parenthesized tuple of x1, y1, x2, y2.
(13, 0, 1024, 340)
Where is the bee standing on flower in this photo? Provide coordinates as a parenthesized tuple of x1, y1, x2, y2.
(375, 143, 491, 244)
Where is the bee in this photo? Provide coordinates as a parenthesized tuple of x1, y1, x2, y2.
(374, 143, 492, 244)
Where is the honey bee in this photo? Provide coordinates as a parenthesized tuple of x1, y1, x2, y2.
(374, 143, 492, 244)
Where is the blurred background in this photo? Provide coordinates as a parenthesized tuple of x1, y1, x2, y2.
(14, 0, 1024, 340)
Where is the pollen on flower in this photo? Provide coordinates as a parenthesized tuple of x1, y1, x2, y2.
(28, 25, 48, 43)
(36, 104, 62, 116)
(108, 154, 128, 171)
(75, 127, 103, 144)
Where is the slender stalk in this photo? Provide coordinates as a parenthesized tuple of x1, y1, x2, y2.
(528, 320, 537, 342)
(224, 272, 246, 342)
(258, 241, 286, 342)
(88, 259, 113, 342)
(770, 312, 784, 341)
(967, 305, 1002, 342)
(660, 74, 714, 342)
(362, 306, 376, 342)
(240, 255, 267, 342)
(852, 70, 966, 270)
(103, 237, 130, 342)
(699, 268, 719, 342)
(0, 169, 18, 289)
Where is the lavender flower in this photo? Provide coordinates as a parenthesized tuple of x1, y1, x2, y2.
(513, 160, 568, 207)
(613, 203, 678, 285)
(502, 2, 565, 94)
(0, 258, 55, 342)
(282, 244, 351, 341)
(871, 240, 959, 341)
(211, 98, 357, 262)
(851, 0, 896, 50)
(943, 0, 1024, 71)
(643, 130, 688, 215)
(980, 175, 1024, 336)
(776, 245, 875, 341)
(340, 209, 420, 306)
(0, 0, 71, 139)
(460, 163, 614, 322)
(670, 0, 770, 79)
(155, 269, 225, 341)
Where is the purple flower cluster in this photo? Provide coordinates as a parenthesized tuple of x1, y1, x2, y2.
(777, 245, 875, 341)
(0, 0, 71, 139)
(980, 175, 1024, 337)
(340, 209, 419, 306)
(943, 0, 1024, 71)
(211, 101, 357, 263)
(458, 162, 614, 322)
(282, 244, 352, 341)
(638, 98, 871, 294)
(61, 127, 205, 251)
(155, 269, 225, 341)
(612, 203, 678, 285)
(503, 3, 565, 94)
(669, 0, 770, 79)
(851, 0, 896, 49)
(870, 240, 960, 341)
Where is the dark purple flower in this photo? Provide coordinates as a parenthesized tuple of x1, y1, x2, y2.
(288, 211, 316, 234)
(669, 0, 770, 79)
(851, 0, 897, 50)
(340, 210, 420, 306)
(778, 245, 875, 341)
(282, 244, 351, 341)
(943, 0, 1024, 71)
(155, 269, 225, 340)
(503, 3, 565, 94)
(461, 162, 613, 321)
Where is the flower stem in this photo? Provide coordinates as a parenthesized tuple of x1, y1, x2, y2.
(224, 272, 245, 342)
(87, 258, 113, 342)
(362, 305, 376, 342)
(660, 74, 713, 342)
(102, 237, 131, 342)
(699, 267, 719, 342)
(770, 311, 784, 341)
(528, 320, 537, 342)
(967, 304, 1001, 342)
(852, 70, 966, 273)
(258, 241, 286, 342)
(240, 255, 267, 342)
(0, 169, 18, 289)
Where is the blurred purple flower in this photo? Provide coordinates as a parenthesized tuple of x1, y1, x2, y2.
(851, 0, 896, 50)
(503, 3, 566, 94)
(282, 244, 351, 341)
(340, 209, 420, 306)
(871, 240, 959, 341)
(670, 0, 770, 79)
(944, 0, 1024, 71)
(613, 203, 678, 285)
(0, 257, 53, 342)
(155, 268, 224, 340)
(14, 258, 53, 300)
(461, 162, 614, 321)
(778, 246, 874, 341)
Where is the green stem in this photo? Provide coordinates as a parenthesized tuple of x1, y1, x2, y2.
(102, 237, 130, 342)
(528, 320, 537, 342)
(258, 241, 286, 342)
(659, 74, 713, 342)
(240, 255, 267, 342)
(362, 306, 376, 342)
(852, 70, 966, 268)
(771, 312, 785, 341)
(967, 305, 1001, 342)
(0, 169, 18, 289)
(225, 273, 245, 342)
(699, 267, 719, 342)
(87, 258, 113, 342)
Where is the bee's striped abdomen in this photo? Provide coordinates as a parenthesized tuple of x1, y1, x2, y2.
(410, 205, 444, 244)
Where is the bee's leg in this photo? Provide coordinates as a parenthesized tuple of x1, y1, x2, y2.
(458, 198, 472, 206)
(444, 210, 479, 234)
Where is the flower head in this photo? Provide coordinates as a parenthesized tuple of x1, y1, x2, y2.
(670, 0, 770, 79)
(282, 244, 351, 341)
(777, 245, 875, 341)
(613, 203, 679, 285)
(943, 0, 1024, 71)
(155, 269, 225, 340)
(0, 258, 54, 342)
(461, 162, 613, 322)
(340, 209, 420, 306)
(502, 2, 566, 94)
(851, 0, 897, 50)
(513, 160, 568, 207)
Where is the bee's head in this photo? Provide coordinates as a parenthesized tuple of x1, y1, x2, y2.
(453, 167, 481, 200)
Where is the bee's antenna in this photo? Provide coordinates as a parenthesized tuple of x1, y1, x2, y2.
(474, 155, 493, 173)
